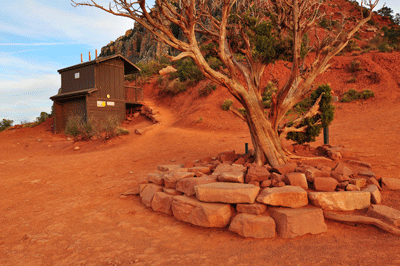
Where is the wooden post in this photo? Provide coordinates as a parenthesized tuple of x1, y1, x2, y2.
(95, 49, 98, 59)
(89, 51, 91, 61)
(81, 54, 83, 63)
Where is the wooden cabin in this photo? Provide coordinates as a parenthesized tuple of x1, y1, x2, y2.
(50, 54, 141, 133)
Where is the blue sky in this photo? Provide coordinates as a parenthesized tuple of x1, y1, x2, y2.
(0, 0, 399, 124)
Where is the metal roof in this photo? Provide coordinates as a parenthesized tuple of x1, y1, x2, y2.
(57, 54, 141, 75)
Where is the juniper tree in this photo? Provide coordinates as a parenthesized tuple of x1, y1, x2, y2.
(72, 0, 379, 166)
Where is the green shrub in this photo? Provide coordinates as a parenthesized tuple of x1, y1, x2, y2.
(262, 82, 277, 108)
(349, 60, 362, 72)
(198, 83, 217, 97)
(238, 108, 247, 115)
(286, 84, 335, 144)
(101, 115, 120, 139)
(136, 59, 170, 77)
(171, 58, 204, 85)
(378, 42, 392, 52)
(116, 127, 129, 136)
(221, 99, 233, 111)
(207, 57, 224, 70)
(0, 118, 13, 132)
(340, 89, 374, 102)
(159, 80, 188, 97)
(36, 112, 51, 124)
(345, 40, 361, 52)
(362, 89, 375, 99)
(65, 115, 84, 140)
(347, 76, 357, 83)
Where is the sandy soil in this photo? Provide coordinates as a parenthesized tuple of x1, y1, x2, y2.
(1, 51, 400, 266)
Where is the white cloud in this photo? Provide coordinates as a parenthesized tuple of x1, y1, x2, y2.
(0, 0, 134, 49)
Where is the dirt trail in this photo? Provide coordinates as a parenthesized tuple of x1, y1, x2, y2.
(1, 52, 400, 265)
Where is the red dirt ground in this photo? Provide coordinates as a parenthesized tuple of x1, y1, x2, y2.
(1, 51, 400, 266)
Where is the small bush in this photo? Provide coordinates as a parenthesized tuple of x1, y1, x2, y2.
(348, 60, 362, 73)
(262, 82, 277, 108)
(65, 115, 84, 140)
(116, 127, 129, 136)
(221, 99, 233, 111)
(362, 89, 375, 99)
(286, 84, 335, 144)
(345, 40, 361, 52)
(378, 42, 392, 52)
(347, 76, 357, 83)
(207, 57, 224, 70)
(101, 115, 120, 139)
(0, 118, 13, 132)
(136, 60, 169, 77)
(238, 108, 247, 116)
(340, 89, 374, 102)
(171, 58, 204, 85)
(198, 83, 216, 97)
(36, 111, 51, 124)
(368, 72, 380, 84)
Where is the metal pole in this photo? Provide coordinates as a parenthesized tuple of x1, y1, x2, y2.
(323, 127, 329, 145)
(245, 143, 249, 154)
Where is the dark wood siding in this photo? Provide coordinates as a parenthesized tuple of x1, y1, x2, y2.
(86, 93, 125, 123)
(54, 97, 87, 133)
(60, 64, 95, 93)
(95, 58, 125, 100)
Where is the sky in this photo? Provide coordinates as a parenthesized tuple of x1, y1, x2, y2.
(0, 0, 399, 124)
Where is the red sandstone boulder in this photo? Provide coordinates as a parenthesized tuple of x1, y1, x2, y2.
(269, 207, 327, 239)
(229, 213, 276, 238)
(366, 204, 400, 227)
(236, 203, 267, 215)
(171, 196, 234, 228)
(151, 192, 175, 214)
(256, 186, 308, 208)
(283, 172, 308, 190)
(195, 182, 260, 204)
(271, 163, 297, 175)
(175, 176, 217, 196)
(245, 164, 271, 183)
(140, 184, 163, 208)
(313, 177, 338, 192)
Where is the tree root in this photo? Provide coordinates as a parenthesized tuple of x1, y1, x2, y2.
(324, 211, 400, 235)
(288, 154, 332, 161)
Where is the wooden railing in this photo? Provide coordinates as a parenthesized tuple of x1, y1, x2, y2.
(125, 86, 143, 102)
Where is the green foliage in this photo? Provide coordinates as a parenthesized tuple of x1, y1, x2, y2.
(319, 17, 337, 30)
(36, 112, 51, 124)
(100, 115, 121, 139)
(116, 127, 129, 136)
(65, 115, 84, 140)
(348, 60, 362, 72)
(198, 83, 217, 97)
(347, 76, 357, 83)
(238, 108, 247, 116)
(171, 58, 204, 85)
(340, 89, 375, 102)
(377, 6, 394, 20)
(394, 13, 400, 25)
(136, 59, 170, 77)
(207, 57, 224, 70)
(381, 26, 400, 49)
(238, 14, 299, 64)
(159, 79, 188, 97)
(286, 85, 335, 144)
(221, 99, 233, 111)
(0, 118, 13, 132)
(65, 115, 125, 141)
(345, 40, 361, 52)
(262, 82, 277, 108)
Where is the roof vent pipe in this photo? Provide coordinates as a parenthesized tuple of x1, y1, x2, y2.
(81, 54, 83, 63)
(89, 51, 91, 61)
(95, 49, 98, 59)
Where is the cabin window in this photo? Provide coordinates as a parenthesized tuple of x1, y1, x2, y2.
(75, 72, 80, 79)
